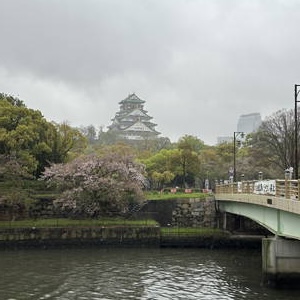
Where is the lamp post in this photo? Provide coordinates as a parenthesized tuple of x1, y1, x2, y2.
(233, 131, 245, 182)
(295, 84, 300, 179)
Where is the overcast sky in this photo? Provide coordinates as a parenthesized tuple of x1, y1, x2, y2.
(1, 0, 300, 145)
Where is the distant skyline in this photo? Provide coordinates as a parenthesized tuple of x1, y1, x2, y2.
(1, 0, 299, 145)
(237, 112, 262, 135)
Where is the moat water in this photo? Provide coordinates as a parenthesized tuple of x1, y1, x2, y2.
(0, 247, 299, 299)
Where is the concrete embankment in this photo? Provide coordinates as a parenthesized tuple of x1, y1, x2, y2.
(0, 226, 263, 249)
(0, 226, 161, 248)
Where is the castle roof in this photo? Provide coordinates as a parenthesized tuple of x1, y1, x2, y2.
(123, 120, 160, 134)
(117, 109, 151, 121)
(119, 93, 145, 105)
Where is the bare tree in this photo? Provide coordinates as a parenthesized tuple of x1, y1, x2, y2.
(250, 109, 296, 177)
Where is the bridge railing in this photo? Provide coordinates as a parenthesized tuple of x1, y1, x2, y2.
(215, 179, 300, 200)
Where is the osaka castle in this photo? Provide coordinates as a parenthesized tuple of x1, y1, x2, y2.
(107, 93, 160, 141)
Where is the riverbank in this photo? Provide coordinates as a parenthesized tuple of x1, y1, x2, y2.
(0, 226, 263, 250)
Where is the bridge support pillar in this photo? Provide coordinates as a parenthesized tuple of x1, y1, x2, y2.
(262, 237, 300, 287)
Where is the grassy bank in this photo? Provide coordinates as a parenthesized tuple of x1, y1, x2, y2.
(0, 218, 159, 229)
(146, 191, 208, 200)
(160, 227, 228, 237)
(0, 220, 224, 237)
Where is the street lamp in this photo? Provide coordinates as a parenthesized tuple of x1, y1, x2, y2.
(295, 84, 300, 179)
(233, 131, 245, 182)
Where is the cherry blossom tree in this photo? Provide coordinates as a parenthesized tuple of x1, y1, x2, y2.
(41, 152, 146, 217)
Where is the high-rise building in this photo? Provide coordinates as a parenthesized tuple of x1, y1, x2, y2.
(217, 112, 262, 144)
(107, 93, 160, 141)
(237, 113, 262, 134)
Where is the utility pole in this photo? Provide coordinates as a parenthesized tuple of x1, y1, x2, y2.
(233, 131, 244, 182)
(295, 84, 300, 179)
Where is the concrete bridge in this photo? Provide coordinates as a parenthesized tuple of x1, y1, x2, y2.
(215, 179, 300, 286)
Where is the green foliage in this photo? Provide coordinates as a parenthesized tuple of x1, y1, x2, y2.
(95, 142, 137, 158)
(177, 136, 202, 187)
(98, 129, 120, 145)
(0, 93, 25, 107)
(50, 122, 87, 163)
(202, 143, 233, 181)
(142, 148, 182, 187)
(176, 134, 204, 153)
(151, 171, 175, 189)
(0, 178, 55, 221)
(142, 135, 204, 188)
(1, 91, 296, 192)
(0, 189, 32, 221)
(79, 124, 97, 143)
(146, 191, 206, 200)
(160, 227, 227, 237)
(0, 94, 87, 177)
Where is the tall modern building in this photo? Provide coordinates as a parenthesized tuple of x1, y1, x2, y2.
(107, 93, 160, 141)
(237, 113, 262, 134)
(217, 112, 262, 144)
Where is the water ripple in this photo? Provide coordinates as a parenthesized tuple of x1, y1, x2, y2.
(0, 248, 299, 300)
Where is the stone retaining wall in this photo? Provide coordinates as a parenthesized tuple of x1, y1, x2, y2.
(0, 226, 262, 249)
(171, 197, 216, 227)
(140, 197, 216, 227)
(0, 226, 161, 248)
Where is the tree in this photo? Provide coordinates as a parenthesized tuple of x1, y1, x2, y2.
(79, 124, 97, 143)
(176, 135, 205, 153)
(249, 109, 295, 178)
(98, 130, 120, 145)
(0, 95, 54, 176)
(0, 94, 87, 176)
(151, 170, 175, 190)
(177, 135, 203, 187)
(198, 146, 222, 187)
(51, 122, 87, 163)
(141, 148, 182, 189)
(95, 142, 137, 158)
(41, 152, 146, 217)
(0, 93, 25, 107)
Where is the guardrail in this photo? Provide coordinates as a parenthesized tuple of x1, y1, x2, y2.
(215, 179, 300, 200)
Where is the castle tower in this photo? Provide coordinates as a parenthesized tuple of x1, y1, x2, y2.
(108, 93, 160, 141)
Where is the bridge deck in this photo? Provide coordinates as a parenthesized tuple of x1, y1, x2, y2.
(215, 193, 300, 215)
(215, 180, 300, 240)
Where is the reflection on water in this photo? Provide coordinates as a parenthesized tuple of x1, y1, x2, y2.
(0, 247, 299, 299)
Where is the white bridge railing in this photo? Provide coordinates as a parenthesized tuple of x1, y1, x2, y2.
(215, 179, 300, 200)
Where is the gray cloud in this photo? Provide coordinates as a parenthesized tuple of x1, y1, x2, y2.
(1, 0, 300, 144)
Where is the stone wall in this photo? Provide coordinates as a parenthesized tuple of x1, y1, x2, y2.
(139, 197, 267, 234)
(171, 197, 216, 227)
(139, 197, 216, 227)
(0, 226, 160, 248)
